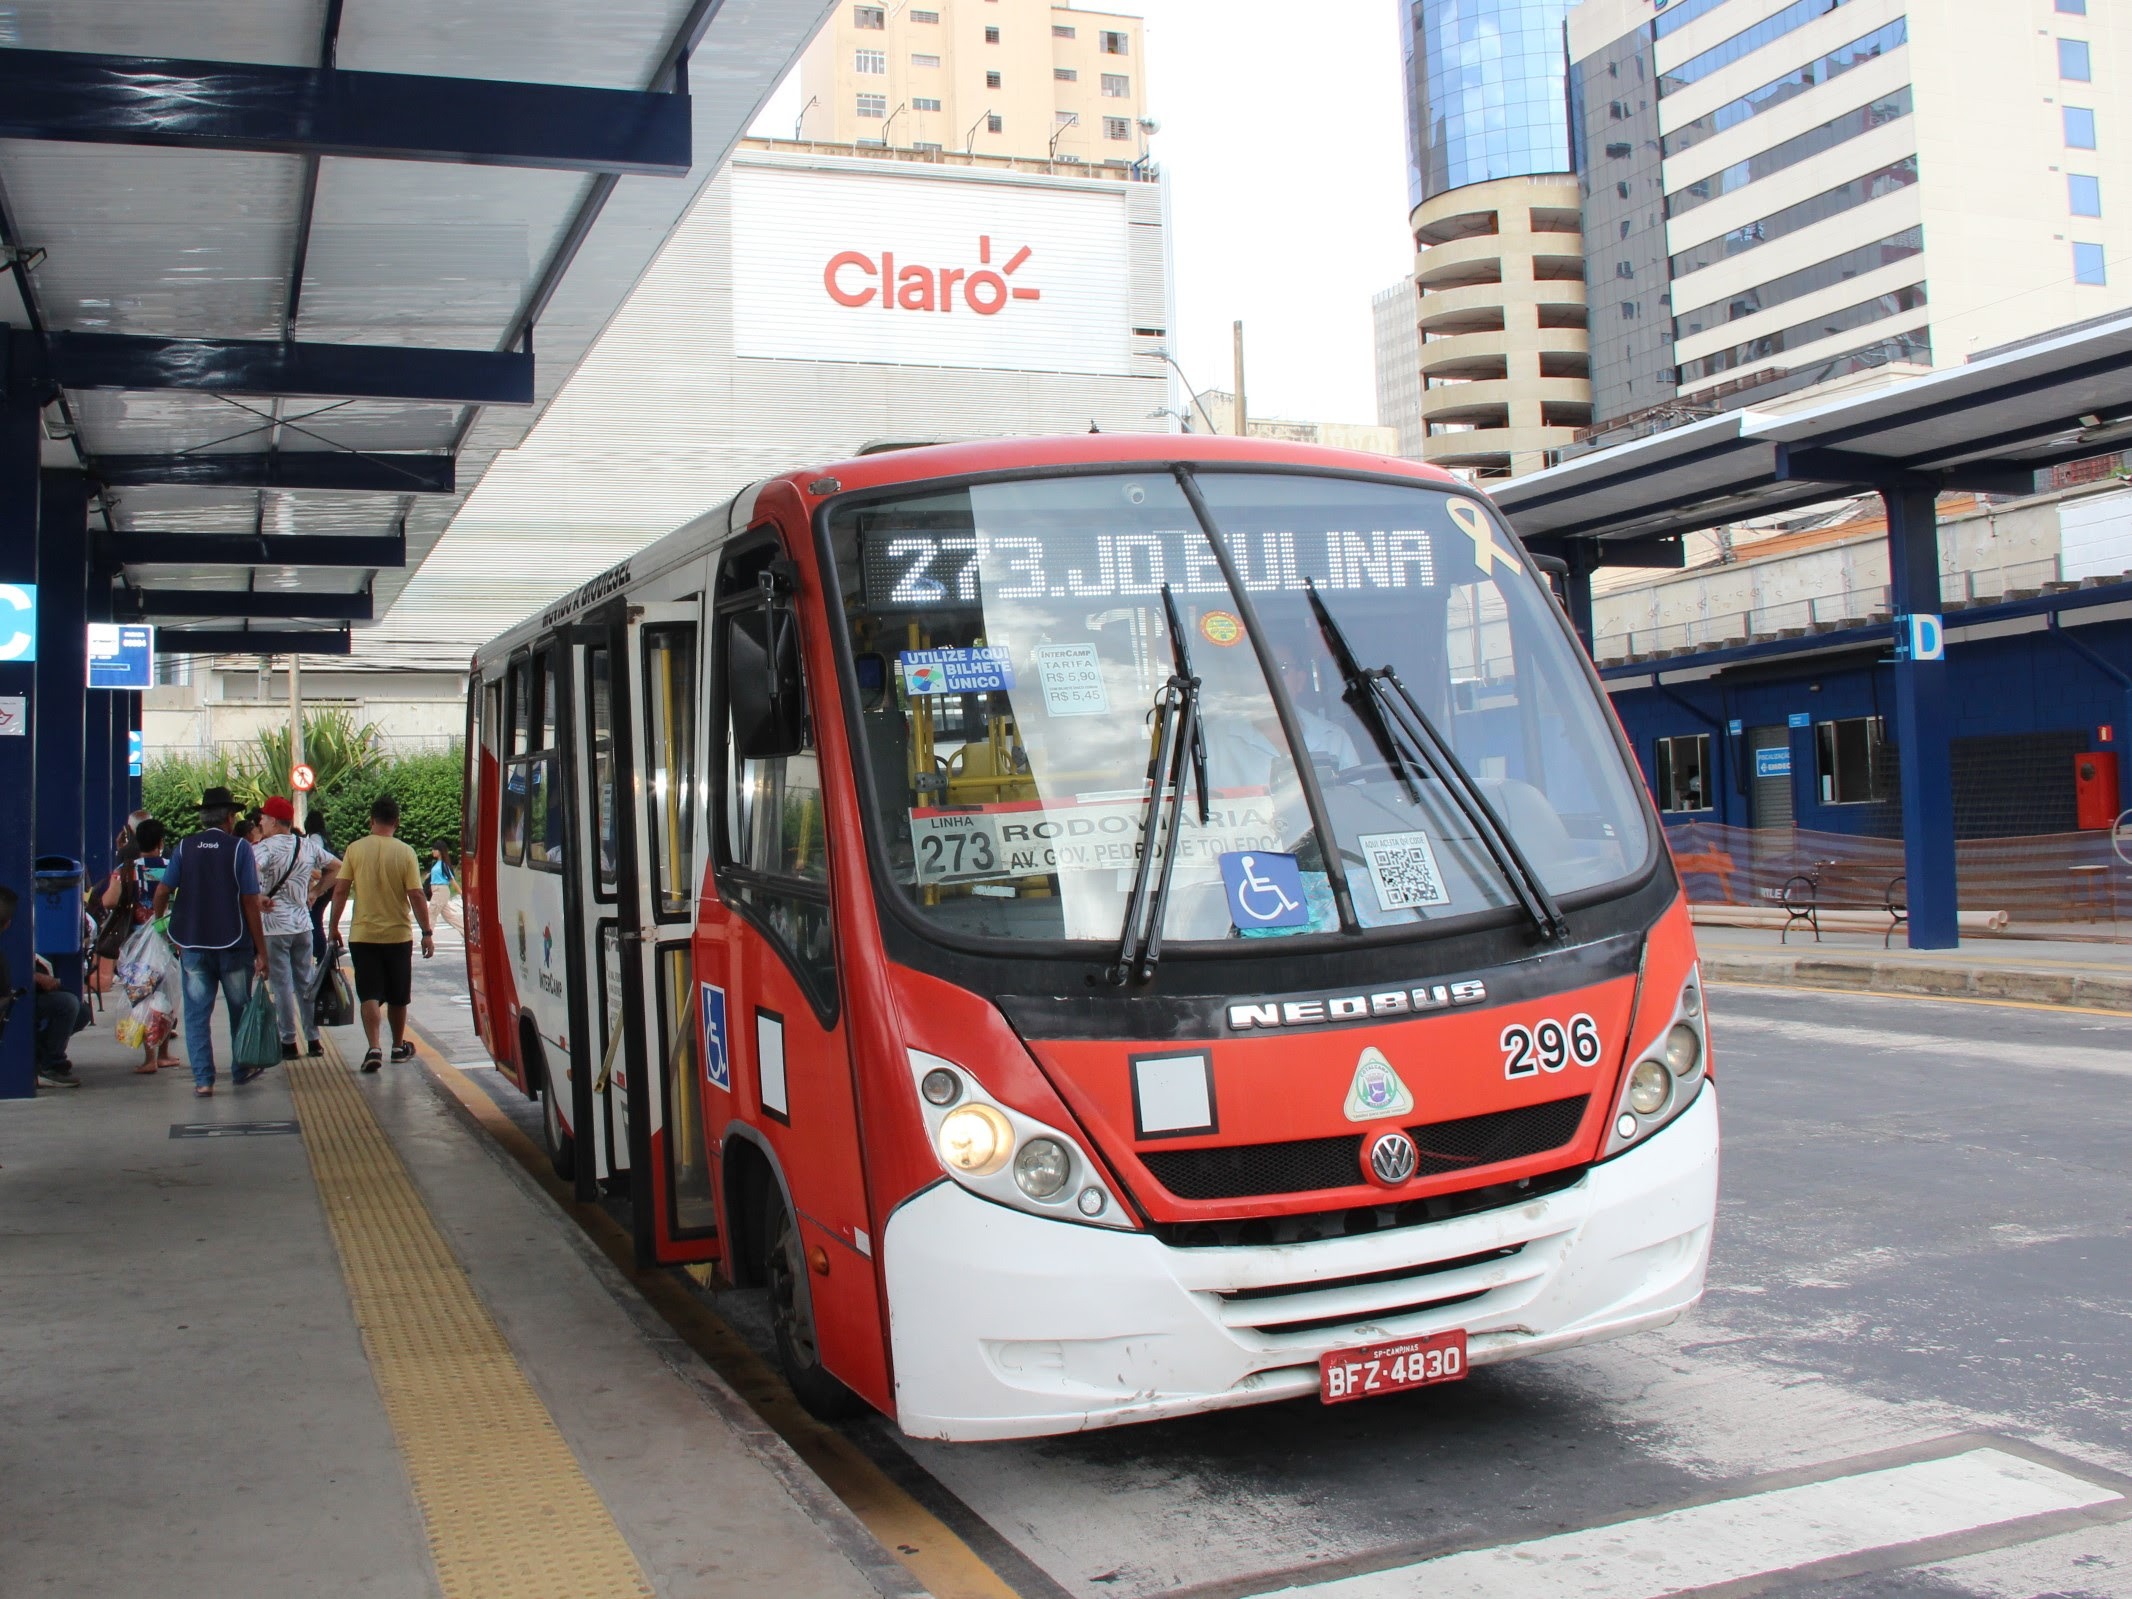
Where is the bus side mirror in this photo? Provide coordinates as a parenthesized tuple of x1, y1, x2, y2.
(727, 588, 807, 760)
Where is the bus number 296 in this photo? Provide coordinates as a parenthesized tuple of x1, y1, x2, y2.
(1500, 1014, 1601, 1078)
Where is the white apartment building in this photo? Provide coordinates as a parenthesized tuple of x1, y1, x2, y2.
(1571, 0, 2132, 429)
(1371, 279, 1426, 459)
(797, 0, 1149, 166)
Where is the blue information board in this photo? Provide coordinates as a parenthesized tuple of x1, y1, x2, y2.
(88, 623, 154, 689)
(128, 729, 143, 777)
(1755, 747, 1792, 779)
(1787, 711, 1812, 728)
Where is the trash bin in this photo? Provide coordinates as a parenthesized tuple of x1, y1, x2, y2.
(32, 856, 83, 957)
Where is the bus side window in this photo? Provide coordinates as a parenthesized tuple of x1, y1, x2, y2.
(643, 623, 700, 919)
(526, 643, 566, 872)
(502, 656, 533, 865)
(727, 625, 827, 885)
(713, 536, 837, 1022)
(587, 645, 619, 898)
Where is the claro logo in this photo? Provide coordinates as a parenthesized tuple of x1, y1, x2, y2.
(823, 234, 1042, 315)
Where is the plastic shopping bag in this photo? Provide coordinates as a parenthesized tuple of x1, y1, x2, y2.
(232, 980, 282, 1072)
(115, 923, 177, 1003)
(117, 987, 176, 1051)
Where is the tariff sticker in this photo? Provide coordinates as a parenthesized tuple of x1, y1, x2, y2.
(1030, 642, 1110, 718)
(1199, 610, 1244, 646)
(901, 647, 1014, 696)
(1357, 830, 1451, 911)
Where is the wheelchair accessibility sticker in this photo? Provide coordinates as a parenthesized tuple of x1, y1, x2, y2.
(1219, 850, 1309, 930)
(700, 982, 730, 1091)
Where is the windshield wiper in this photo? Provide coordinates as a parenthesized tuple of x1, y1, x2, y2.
(1304, 579, 1568, 942)
(1108, 582, 1209, 984)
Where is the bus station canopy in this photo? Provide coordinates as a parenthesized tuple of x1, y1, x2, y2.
(1494, 312, 2132, 551)
(0, 0, 826, 655)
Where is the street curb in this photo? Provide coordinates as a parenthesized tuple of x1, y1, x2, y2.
(1702, 952, 2132, 1012)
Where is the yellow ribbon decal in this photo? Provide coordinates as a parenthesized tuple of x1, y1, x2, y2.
(1447, 498, 1522, 578)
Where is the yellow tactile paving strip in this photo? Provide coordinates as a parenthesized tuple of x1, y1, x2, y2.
(288, 1043, 654, 1599)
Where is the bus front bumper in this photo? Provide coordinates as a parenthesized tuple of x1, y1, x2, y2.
(883, 1088, 1718, 1442)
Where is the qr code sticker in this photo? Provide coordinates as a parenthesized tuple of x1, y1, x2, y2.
(1358, 830, 1451, 912)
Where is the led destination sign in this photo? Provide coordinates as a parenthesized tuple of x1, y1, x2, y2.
(861, 526, 1437, 611)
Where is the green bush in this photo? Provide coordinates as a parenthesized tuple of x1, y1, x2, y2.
(141, 753, 237, 841)
(144, 743, 464, 858)
(318, 749, 464, 856)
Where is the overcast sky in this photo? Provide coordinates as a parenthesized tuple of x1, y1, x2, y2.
(750, 0, 1414, 426)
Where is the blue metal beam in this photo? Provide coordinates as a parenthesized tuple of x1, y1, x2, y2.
(33, 471, 87, 1000)
(0, 386, 39, 1100)
(123, 588, 372, 621)
(0, 47, 690, 176)
(1884, 487, 1957, 950)
(96, 452, 454, 494)
(22, 330, 532, 406)
(1774, 444, 2037, 498)
(100, 530, 406, 569)
(155, 628, 351, 656)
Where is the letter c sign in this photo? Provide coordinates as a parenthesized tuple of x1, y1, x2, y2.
(824, 250, 876, 307)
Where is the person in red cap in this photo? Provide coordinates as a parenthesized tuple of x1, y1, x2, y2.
(253, 795, 337, 1059)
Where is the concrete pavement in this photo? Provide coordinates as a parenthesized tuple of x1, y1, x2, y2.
(0, 981, 900, 1599)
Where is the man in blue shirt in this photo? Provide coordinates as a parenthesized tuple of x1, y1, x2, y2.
(151, 786, 270, 1096)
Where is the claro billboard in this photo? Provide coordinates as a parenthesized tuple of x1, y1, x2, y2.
(731, 163, 1137, 378)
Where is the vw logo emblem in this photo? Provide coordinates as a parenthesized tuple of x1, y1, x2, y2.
(1364, 1129, 1418, 1187)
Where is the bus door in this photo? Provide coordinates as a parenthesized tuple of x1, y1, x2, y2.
(559, 618, 628, 1201)
(615, 597, 722, 1266)
(700, 531, 889, 1406)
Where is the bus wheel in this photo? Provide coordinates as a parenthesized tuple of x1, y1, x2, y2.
(761, 1191, 863, 1421)
(528, 1032, 575, 1182)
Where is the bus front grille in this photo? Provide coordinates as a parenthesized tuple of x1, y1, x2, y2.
(1140, 1095, 1592, 1202)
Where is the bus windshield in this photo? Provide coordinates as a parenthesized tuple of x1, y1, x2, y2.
(825, 469, 1652, 948)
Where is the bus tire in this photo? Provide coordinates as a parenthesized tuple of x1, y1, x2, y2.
(761, 1188, 864, 1421)
(527, 1027, 575, 1182)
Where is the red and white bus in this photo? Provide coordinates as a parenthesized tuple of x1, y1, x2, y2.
(461, 435, 1717, 1441)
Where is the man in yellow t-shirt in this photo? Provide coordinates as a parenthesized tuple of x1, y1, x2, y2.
(328, 795, 434, 1072)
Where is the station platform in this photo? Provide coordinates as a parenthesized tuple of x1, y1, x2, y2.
(1697, 923, 2132, 1011)
(0, 969, 909, 1599)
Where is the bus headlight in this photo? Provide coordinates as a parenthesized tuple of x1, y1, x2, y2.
(1013, 1138, 1071, 1199)
(938, 1104, 1013, 1176)
(1662, 1024, 1700, 1076)
(1605, 965, 1710, 1158)
(907, 1049, 1136, 1230)
(1626, 1060, 1670, 1115)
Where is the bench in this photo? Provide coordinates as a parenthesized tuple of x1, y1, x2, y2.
(1781, 863, 1907, 947)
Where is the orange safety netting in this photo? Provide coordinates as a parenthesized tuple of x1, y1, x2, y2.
(1662, 820, 2131, 931)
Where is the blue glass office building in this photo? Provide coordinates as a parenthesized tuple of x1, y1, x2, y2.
(1404, 0, 1578, 207)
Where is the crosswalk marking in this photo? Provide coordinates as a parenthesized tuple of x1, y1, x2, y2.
(1258, 1448, 2120, 1599)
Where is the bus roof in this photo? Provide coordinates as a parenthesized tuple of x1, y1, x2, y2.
(469, 434, 1467, 669)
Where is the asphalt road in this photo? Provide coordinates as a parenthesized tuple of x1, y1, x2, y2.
(413, 955, 2132, 1599)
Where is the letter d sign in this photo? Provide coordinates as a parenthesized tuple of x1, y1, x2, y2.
(1899, 612, 1943, 663)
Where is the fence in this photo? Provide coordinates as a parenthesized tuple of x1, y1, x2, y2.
(1664, 820, 2132, 937)
(1593, 556, 2088, 665)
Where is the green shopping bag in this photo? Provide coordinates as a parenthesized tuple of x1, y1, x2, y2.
(232, 978, 283, 1072)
